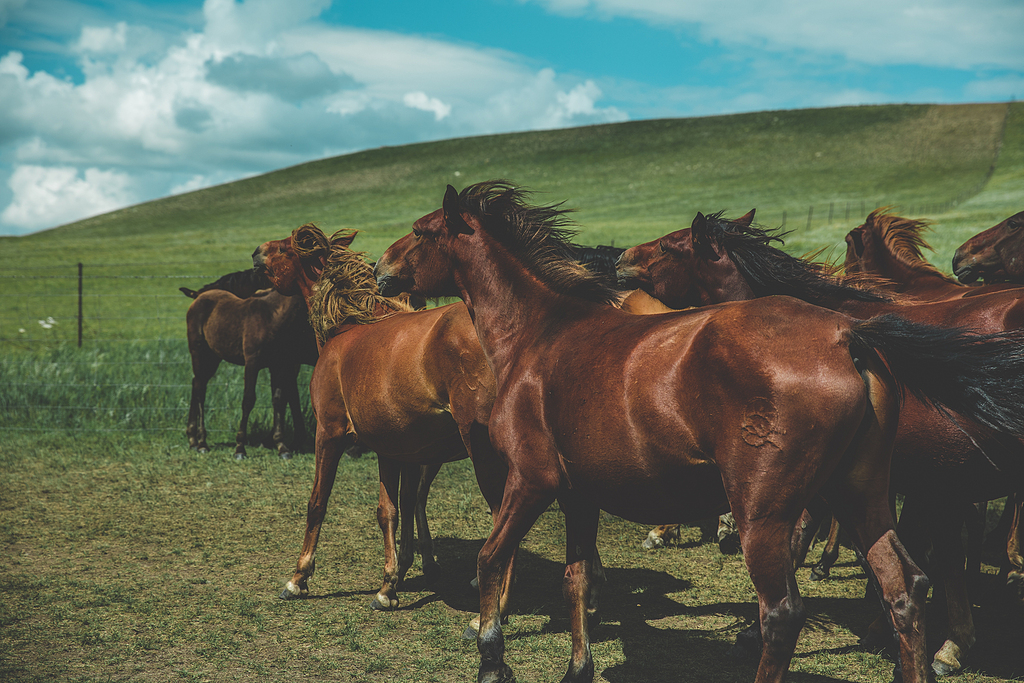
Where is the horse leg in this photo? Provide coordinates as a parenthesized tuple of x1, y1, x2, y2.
(234, 363, 260, 460)
(965, 501, 985, 597)
(280, 429, 348, 599)
(929, 502, 976, 677)
(477, 471, 557, 683)
(268, 366, 291, 459)
(372, 457, 404, 610)
(187, 352, 218, 453)
(285, 368, 308, 450)
(790, 496, 831, 567)
(559, 496, 601, 683)
(1004, 495, 1024, 604)
(414, 463, 444, 582)
(810, 517, 842, 582)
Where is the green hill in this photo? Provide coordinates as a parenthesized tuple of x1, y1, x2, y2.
(5, 101, 1023, 268)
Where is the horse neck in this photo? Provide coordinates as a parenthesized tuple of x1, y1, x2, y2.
(452, 236, 597, 379)
(859, 252, 964, 301)
(694, 258, 758, 304)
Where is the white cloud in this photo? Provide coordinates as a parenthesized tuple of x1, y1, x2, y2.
(77, 21, 127, 54)
(2, 165, 136, 231)
(403, 92, 451, 121)
(527, 0, 1024, 70)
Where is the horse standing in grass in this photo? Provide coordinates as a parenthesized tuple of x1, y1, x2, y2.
(183, 273, 317, 459)
(253, 225, 514, 617)
(376, 181, 1024, 683)
(618, 209, 1024, 676)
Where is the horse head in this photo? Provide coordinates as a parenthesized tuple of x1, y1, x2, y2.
(616, 209, 756, 308)
(253, 225, 356, 297)
(952, 210, 1024, 284)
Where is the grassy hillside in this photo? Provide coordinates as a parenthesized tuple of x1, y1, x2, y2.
(4, 101, 1022, 269)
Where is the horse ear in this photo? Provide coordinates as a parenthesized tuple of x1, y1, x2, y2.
(691, 212, 722, 261)
(736, 209, 755, 227)
(334, 229, 358, 248)
(442, 184, 471, 235)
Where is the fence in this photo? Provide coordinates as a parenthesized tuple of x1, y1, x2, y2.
(0, 260, 313, 446)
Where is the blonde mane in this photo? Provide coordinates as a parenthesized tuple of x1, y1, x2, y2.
(292, 224, 412, 344)
(863, 208, 958, 284)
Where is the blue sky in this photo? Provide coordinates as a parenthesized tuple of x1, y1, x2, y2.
(0, 0, 1022, 235)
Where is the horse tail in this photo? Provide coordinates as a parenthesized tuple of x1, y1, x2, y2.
(849, 313, 1024, 438)
(180, 287, 199, 298)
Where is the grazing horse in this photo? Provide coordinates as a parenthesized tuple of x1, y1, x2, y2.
(183, 280, 317, 459)
(952, 210, 1024, 284)
(376, 181, 1024, 683)
(618, 210, 1024, 675)
(253, 225, 515, 617)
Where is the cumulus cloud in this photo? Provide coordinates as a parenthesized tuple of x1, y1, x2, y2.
(403, 92, 451, 121)
(0, 0, 631, 234)
(2, 165, 135, 231)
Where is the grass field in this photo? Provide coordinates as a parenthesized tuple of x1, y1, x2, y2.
(2, 102, 1024, 682)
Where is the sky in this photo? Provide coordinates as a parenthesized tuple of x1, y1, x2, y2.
(0, 0, 1022, 236)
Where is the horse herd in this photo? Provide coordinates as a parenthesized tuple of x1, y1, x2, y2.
(182, 183, 1024, 683)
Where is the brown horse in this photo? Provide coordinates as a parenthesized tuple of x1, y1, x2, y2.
(618, 210, 1024, 675)
(252, 225, 515, 618)
(847, 209, 1024, 587)
(952, 210, 1024, 284)
(184, 279, 317, 459)
(376, 181, 1024, 683)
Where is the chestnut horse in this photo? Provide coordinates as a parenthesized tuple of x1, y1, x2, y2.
(618, 210, 1024, 675)
(847, 209, 1024, 593)
(252, 225, 512, 616)
(952, 210, 1024, 284)
(376, 181, 1024, 683)
(183, 278, 317, 459)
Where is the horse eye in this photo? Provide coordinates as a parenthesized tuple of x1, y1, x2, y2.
(659, 241, 667, 254)
(412, 229, 422, 238)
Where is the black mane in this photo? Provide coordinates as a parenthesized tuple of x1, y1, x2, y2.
(698, 212, 890, 306)
(180, 268, 272, 299)
(457, 181, 623, 304)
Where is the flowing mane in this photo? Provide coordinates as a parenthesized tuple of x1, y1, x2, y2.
(858, 208, 959, 283)
(292, 224, 411, 344)
(697, 211, 891, 306)
(456, 181, 623, 304)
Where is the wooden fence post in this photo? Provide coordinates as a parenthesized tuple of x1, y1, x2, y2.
(78, 262, 83, 348)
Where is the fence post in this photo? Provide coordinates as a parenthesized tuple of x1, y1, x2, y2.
(78, 262, 83, 348)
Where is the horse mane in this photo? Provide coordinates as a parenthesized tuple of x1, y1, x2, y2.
(456, 180, 623, 304)
(292, 223, 412, 344)
(698, 212, 891, 306)
(858, 207, 958, 283)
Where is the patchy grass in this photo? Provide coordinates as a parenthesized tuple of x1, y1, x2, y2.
(1, 432, 1021, 682)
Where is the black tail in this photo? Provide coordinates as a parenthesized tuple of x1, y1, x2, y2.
(850, 314, 1024, 438)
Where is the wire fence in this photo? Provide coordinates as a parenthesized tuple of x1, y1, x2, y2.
(0, 260, 313, 445)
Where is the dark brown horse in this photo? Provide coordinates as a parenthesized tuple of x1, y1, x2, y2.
(952, 210, 1024, 284)
(376, 181, 1024, 683)
(252, 225, 515, 619)
(183, 275, 317, 459)
(618, 210, 1024, 675)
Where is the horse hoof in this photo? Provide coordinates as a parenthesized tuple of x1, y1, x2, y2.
(478, 663, 516, 683)
(810, 567, 830, 581)
(470, 576, 479, 590)
(279, 450, 292, 461)
(462, 623, 478, 640)
(279, 588, 304, 600)
(642, 533, 664, 550)
(718, 535, 741, 555)
(932, 659, 958, 677)
(279, 581, 307, 600)
(370, 595, 398, 611)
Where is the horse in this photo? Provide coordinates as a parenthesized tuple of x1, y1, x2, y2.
(180, 268, 272, 300)
(376, 181, 1024, 683)
(183, 276, 317, 459)
(847, 209, 1024, 593)
(952, 210, 1024, 284)
(252, 224, 517, 619)
(617, 210, 1024, 675)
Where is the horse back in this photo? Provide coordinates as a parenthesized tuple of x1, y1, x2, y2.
(310, 303, 490, 460)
